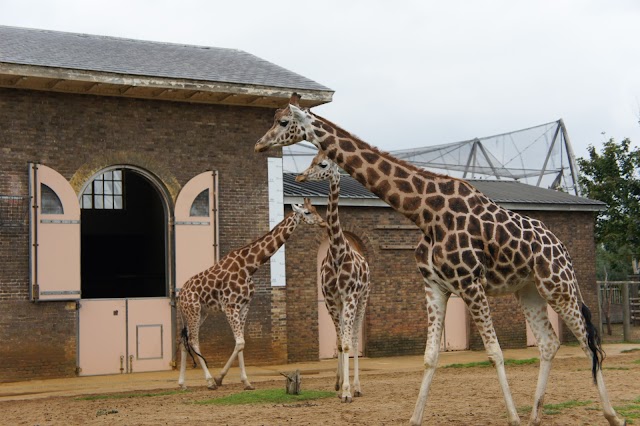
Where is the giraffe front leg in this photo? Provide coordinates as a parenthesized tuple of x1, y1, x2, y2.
(410, 285, 449, 426)
(335, 339, 343, 392)
(339, 312, 356, 403)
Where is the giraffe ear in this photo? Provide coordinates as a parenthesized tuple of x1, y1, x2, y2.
(289, 103, 307, 121)
(289, 92, 301, 106)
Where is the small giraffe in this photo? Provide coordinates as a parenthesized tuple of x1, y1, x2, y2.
(297, 151, 371, 403)
(255, 93, 625, 426)
(177, 198, 325, 391)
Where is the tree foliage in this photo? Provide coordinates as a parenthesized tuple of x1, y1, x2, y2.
(577, 138, 640, 279)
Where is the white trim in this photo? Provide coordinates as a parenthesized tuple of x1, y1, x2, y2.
(268, 158, 286, 287)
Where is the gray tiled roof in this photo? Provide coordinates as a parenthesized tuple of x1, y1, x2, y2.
(0, 25, 331, 91)
(284, 173, 605, 211)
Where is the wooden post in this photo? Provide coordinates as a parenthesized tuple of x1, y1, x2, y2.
(622, 282, 631, 342)
(282, 369, 302, 395)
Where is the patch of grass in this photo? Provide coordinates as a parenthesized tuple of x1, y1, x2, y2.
(519, 400, 595, 416)
(195, 388, 334, 405)
(543, 400, 593, 415)
(77, 390, 184, 401)
(605, 367, 630, 370)
(633, 359, 640, 365)
(614, 397, 640, 423)
(443, 358, 538, 369)
(621, 348, 640, 354)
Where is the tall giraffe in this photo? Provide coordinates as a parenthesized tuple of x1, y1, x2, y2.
(297, 151, 371, 403)
(177, 198, 325, 391)
(255, 94, 625, 426)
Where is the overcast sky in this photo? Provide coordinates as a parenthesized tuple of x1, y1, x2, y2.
(1, 0, 639, 161)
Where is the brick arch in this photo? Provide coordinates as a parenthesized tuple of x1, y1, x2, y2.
(69, 152, 181, 202)
(339, 223, 373, 259)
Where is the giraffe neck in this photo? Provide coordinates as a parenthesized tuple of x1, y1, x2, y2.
(326, 173, 347, 262)
(308, 113, 468, 231)
(245, 211, 300, 270)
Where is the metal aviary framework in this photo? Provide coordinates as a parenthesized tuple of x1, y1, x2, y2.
(283, 119, 581, 196)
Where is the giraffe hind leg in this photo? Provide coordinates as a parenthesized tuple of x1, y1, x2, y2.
(515, 282, 560, 426)
(549, 294, 626, 426)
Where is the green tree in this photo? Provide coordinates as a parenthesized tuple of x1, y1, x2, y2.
(577, 138, 640, 279)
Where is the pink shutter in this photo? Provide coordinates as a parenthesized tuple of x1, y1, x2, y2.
(174, 171, 217, 293)
(29, 163, 81, 301)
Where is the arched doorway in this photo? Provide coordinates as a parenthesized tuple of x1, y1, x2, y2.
(81, 168, 167, 298)
(77, 167, 173, 376)
(317, 233, 366, 359)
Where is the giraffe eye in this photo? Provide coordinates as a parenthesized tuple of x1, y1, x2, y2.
(279, 120, 289, 127)
(319, 162, 328, 169)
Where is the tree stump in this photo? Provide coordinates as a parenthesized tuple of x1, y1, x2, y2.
(282, 369, 302, 395)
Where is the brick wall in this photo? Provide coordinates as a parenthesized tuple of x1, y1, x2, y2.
(0, 87, 283, 381)
(285, 204, 600, 359)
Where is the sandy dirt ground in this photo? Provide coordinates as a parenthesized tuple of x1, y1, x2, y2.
(1, 341, 639, 426)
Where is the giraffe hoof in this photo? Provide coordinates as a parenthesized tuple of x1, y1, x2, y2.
(214, 377, 223, 387)
(206, 379, 218, 390)
(341, 395, 353, 403)
(353, 391, 363, 397)
(244, 385, 255, 391)
(179, 384, 187, 391)
(335, 384, 340, 392)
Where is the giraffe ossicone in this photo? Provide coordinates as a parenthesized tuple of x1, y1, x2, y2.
(255, 93, 625, 426)
(298, 151, 371, 402)
(177, 197, 325, 391)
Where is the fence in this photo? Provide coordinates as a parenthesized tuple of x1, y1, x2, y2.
(0, 195, 30, 228)
(597, 280, 639, 342)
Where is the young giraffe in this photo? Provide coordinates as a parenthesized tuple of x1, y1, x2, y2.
(177, 198, 325, 391)
(255, 94, 625, 426)
(297, 151, 371, 403)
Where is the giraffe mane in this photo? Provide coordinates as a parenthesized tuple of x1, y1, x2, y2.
(310, 111, 477, 190)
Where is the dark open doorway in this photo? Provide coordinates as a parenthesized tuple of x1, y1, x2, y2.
(81, 168, 167, 299)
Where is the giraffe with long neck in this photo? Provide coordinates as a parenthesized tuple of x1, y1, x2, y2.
(297, 151, 371, 402)
(255, 94, 625, 426)
(177, 198, 325, 391)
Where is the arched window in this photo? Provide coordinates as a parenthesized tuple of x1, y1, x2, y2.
(81, 170, 124, 209)
(41, 184, 64, 214)
(189, 189, 209, 217)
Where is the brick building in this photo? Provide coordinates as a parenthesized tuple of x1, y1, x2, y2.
(0, 25, 332, 382)
(283, 175, 605, 360)
(0, 25, 605, 383)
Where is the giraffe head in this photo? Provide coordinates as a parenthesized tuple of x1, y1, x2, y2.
(255, 93, 315, 152)
(296, 151, 339, 183)
(292, 197, 326, 227)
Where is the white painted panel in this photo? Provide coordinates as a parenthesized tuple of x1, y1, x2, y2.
(78, 299, 127, 376)
(175, 171, 216, 292)
(268, 158, 286, 287)
(29, 164, 81, 301)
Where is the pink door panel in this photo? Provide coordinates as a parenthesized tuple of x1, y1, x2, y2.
(442, 296, 469, 351)
(175, 171, 217, 292)
(29, 163, 81, 301)
(78, 299, 127, 376)
(127, 298, 172, 373)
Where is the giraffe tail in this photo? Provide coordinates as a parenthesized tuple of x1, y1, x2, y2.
(581, 302, 605, 384)
(181, 326, 208, 369)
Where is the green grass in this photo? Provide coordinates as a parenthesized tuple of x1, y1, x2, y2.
(621, 348, 640, 354)
(543, 400, 593, 415)
(443, 358, 538, 369)
(614, 396, 640, 423)
(76, 390, 184, 401)
(194, 388, 335, 405)
(519, 399, 595, 416)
